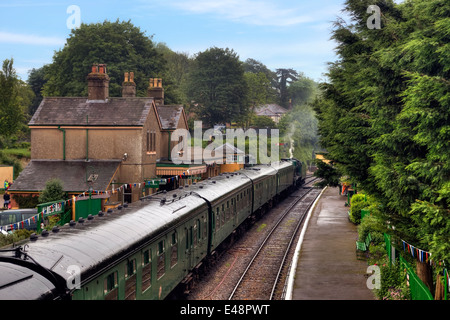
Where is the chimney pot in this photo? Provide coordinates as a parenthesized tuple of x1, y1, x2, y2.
(87, 63, 109, 101)
(147, 78, 164, 105)
(122, 71, 136, 97)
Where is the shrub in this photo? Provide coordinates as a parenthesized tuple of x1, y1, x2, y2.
(39, 178, 66, 204)
(0, 229, 33, 247)
(373, 257, 410, 300)
(349, 194, 368, 224)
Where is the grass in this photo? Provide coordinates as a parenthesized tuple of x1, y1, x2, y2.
(2, 148, 31, 158)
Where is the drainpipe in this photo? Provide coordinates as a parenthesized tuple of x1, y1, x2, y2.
(86, 115, 89, 161)
(57, 126, 66, 160)
(168, 131, 171, 160)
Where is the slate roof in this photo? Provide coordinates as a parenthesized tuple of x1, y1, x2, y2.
(255, 104, 287, 117)
(29, 97, 154, 126)
(214, 143, 245, 155)
(8, 160, 121, 193)
(156, 105, 185, 130)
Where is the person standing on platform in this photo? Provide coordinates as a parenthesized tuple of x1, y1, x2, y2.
(3, 191, 10, 209)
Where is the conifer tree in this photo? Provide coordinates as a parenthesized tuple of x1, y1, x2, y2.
(314, 0, 449, 294)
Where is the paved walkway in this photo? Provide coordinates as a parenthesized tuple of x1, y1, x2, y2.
(287, 186, 375, 300)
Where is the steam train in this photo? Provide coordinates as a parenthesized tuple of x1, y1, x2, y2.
(0, 159, 305, 300)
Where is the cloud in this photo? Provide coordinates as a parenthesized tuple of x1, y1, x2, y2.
(166, 0, 314, 27)
(0, 31, 65, 46)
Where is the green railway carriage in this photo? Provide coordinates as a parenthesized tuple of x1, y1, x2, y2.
(0, 160, 306, 300)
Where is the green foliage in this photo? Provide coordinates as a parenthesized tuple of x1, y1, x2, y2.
(187, 47, 248, 126)
(155, 42, 192, 105)
(275, 68, 298, 108)
(0, 150, 22, 179)
(0, 59, 29, 137)
(12, 193, 39, 209)
(349, 193, 379, 224)
(0, 229, 33, 247)
(27, 66, 48, 116)
(42, 20, 168, 100)
(39, 178, 66, 204)
(314, 0, 449, 264)
(375, 257, 411, 300)
(313, 159, 341, 188)
(358, 213, 385, 247)
(287, 75, 319, 106)
(279, 103, 319, 166)
(243, 58, 278, 103)
(251, 115, 276, 129)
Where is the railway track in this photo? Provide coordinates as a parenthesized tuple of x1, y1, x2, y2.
(186, 177, 322, 300)
(228, 181, 322, 300)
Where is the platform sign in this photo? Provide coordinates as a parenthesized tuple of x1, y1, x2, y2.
(37, 200, 66, 233)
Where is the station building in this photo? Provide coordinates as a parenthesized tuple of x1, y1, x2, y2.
(8, 64, 201, 208)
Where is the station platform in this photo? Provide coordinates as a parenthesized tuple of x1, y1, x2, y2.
(286, 186, 375, 300)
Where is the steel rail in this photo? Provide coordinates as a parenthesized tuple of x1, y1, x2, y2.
(228, 178, 320, 300)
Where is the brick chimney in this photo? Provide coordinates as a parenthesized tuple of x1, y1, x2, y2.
(122, 72, 136, 97)
(87, 63, 109, 101)
(147, 78, 164, 105)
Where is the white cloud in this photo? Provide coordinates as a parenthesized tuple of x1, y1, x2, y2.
(0, 31, 65, 46)
(166, 0, 314, 27)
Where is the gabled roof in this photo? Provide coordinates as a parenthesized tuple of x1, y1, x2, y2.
(214, 143, 245, 155)
(29, 97, 155, 127)
(255, 104, 288, 116)
(8, 160, 121, 193)
(156, 105, 187, 130)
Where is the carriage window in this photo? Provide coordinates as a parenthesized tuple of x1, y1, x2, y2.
(171, 232, 178, 268)
(216, 207, 220, 229)
(197, 219, 201, 241)
(142, 249, 151, 292)
(125, 259, 137, 300)
(203, 219, 207, 239)
(104, 271, 118, 300)
(193, 222, 198, 247)
(157, 240, 165, 279)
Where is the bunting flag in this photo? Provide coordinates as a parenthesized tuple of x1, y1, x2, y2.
(1, 172, 199, 233)
(401, 239, 431, 264)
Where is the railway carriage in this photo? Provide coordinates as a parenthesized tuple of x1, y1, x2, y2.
(0, 159, 306, 300)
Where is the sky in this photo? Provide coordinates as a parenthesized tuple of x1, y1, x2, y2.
(0, 0, 354, 82)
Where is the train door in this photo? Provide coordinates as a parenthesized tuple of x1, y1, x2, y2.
(184, 226, 193, 270)
(231, 196, 237, 227)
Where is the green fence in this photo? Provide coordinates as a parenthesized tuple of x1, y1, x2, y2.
(357, 209, 435, 300)
(382, 233, 434, 300)
(74, 198, 102, 220)
(399, 256, 434, 300)
(36, 198, 102, 232)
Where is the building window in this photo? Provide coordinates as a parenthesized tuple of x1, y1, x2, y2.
(152, 130, 156, 151)
(147, 130, 156, 154)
